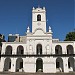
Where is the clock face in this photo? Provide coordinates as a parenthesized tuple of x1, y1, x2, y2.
(37, 22, 41, 26)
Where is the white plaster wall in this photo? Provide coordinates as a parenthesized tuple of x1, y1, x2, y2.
(32, 22, 46, 33)
(11, 58, 17, 72)
(0, 57, 5, 72)
(63, 57, 68, 72)
(43, 57, 56, 73)
(24, 57, 35, 72)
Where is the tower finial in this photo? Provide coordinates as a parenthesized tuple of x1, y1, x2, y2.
(33, 7, 35, 10)
(49, 26, 52, 32)
(27, 26, 30, 33)
(43, 7, 45, 10)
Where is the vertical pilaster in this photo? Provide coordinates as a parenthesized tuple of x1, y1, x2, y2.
(63, 57, 68, 72)
(0, 57, 5, 72)
(11, 58, 16, 72)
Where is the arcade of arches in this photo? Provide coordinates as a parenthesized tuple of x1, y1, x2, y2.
(4, 44, 74, 55)
(3, 57, 75, 72)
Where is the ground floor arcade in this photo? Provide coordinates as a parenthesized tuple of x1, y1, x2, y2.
(0, 57, 75, 73)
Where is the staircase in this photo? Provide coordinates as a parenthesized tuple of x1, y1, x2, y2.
(0, 72, 75, 75)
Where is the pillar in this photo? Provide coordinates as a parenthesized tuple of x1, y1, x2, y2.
(63, 57, 68, 72)
(11, 58, 16, 72)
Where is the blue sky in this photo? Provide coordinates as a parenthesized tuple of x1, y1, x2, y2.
(0, 0, 74, 41)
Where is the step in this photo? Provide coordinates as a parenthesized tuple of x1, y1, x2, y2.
(0, 72, 75, 75)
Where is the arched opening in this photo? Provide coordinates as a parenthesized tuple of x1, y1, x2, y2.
(17, 45, 24, 55)
(67, 45, 74, 54)
(5, 46, 12, 55)
(68, 57, 75, 72)
(36, 44, 42, 55)
(4, 58, 11, 71)
(56, 58, 63, 72)
(36, 58, 43, 72)
(16, 58, 23, 72)
(37, 14, 41, 21)
(55, 45, 62, 55)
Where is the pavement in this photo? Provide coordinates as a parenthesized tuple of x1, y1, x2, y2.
(0, 72, 75, 75)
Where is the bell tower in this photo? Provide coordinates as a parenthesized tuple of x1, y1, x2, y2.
(32, 7, 46, 33)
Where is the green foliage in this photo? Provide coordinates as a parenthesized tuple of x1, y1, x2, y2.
(0, 34, 5, 47)
(64, 32, 75, 41)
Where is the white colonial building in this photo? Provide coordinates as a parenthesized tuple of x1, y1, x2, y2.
(0, 7, 75, 73)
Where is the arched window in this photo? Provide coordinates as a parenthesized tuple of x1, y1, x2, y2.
(4, 58, 11, 71)
(68, 57, 74, 71)
(16, 58, 23, 72)
(17, 45, 24, 55)
(36, 58, 43, 72)
(37, 14, 41, 21)
(56, 58, 63, 72)
(5, 46, 12, 55)
(36, 44, 42, 55)
(67, 45, 74, 54)
(55, 45, 62, 55)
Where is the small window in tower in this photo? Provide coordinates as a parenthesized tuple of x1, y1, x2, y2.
(37, 14, 41, 21)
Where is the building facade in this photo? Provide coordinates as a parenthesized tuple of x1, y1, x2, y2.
(0, 7, 75, 73)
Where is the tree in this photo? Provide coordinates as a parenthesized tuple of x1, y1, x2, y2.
(0, 34, 6, 58)
(64, 32, 75, 41)
(0, 34, 6, 46)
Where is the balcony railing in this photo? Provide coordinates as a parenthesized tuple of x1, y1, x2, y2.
(1, 54, 75, 57)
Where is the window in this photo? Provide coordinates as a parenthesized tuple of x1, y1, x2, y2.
(36, 44, 42, 55)
(55, 45, 62, 55)
(17, 46, 24, 55)
(67, 45, 74, 54)
(37, 14, 41, 21)
(5, 46, 12, 55)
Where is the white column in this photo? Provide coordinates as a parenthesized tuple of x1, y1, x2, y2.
(24, 46, 26, 55)
(63, 57, 68, 72)
(0, 57, 5, 72)
(42, 40, 45, 54)
(52, 45, 55, 54)
(11, 58, 16, 72)
(43, 57, 56, 73)
(34, 40, 36, 55)
(74, 57, 75, 71)
(41, 40, 47, 55)
(62, 46, 66, 54)
(33, 40, 35, 54)
(1, 44, 6, 55)
(73, 43, 75, 54)
(27, 40, 29, 54)
(13, 46, 17, 55)
(24, 57, 35, 73)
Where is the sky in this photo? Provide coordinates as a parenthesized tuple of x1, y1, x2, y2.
(0, 0, 74, 41)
